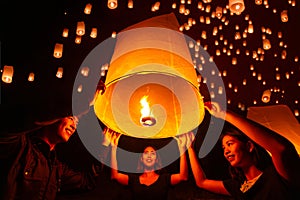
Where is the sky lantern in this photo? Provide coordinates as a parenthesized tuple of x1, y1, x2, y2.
(94, 13, 205, 139)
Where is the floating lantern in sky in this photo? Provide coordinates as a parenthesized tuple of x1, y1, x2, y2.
(84, 3, 92, 14)
(262, 89, 271, 103)
(53, 43, 63, 58)
(56, 67, 63, 78)
(94, 13, 205, 139)
(28, 72, 35, 82)
(76, 21, 85, 36)
(107, 0, 118, 9)
(90, 28, 98, 38)
(229, 0, 245, 15)
(2, 65, 14, 83)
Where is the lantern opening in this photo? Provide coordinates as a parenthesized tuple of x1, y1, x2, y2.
(140, 116, 156, 126)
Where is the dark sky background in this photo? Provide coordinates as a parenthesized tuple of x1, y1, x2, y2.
(1, 0, 300, 120)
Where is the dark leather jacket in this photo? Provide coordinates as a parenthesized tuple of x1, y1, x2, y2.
(0, 131, 97, 200)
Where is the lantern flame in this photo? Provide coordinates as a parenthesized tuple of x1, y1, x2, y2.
(140, 96, 156, 126)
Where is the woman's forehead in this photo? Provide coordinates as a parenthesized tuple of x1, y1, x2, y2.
(144, 146, 156, 152)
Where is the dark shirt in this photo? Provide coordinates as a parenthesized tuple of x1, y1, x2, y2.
(223, 165, 299, 200)
(128, 173, 171, 200)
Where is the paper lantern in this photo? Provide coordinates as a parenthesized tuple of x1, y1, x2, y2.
(62, 28, 69, 37)
(84, 3, 92, 14)
(229, 0, 245, 15)
(263, 38, 271, 50)
(262, 89, 271, 103)
(216, 6, 223, 18)
(76, 21, 85, 36)
(75, 35, 82, 44)
(128, 0, 133, 8)
(2, 65, 14, 83)
(281, 10, 288, 22)
(56, 67, 63, 78)
(53, 43, 63, 58)
(28, 72, 35, 81)
(94, 13, 205, 139)
(108, 0, 117, 9)
(90, 28, 98, 38)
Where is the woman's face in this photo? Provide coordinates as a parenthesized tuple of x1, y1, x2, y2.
(222, 135, 251, 168)
(141, 146, 157, 168)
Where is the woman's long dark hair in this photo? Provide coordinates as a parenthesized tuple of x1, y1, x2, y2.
(220, 124, 272, 184)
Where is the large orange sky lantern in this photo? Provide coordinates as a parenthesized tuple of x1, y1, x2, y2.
(94, 13, 205, 139)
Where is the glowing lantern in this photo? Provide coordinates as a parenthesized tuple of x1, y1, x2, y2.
(56, 67, 63, 78)
(108, 0, 117, 9)
(53, 43, 63, 58)
(216, 6, 223, 18)
(62, 28, 69, 37)
(28, 72, 35, 81)
(84, 3, 92, 14)
(262, 89, 271, 103)
(263, 38, 271, 50)
(90, 28, 98, 38)
(128, 0, 133, 8)
(281, 10, 288, 22)
(94, 13, 205, 139)
(2, 65, 14, 83)
(229, 0, 245, 15)
(76, 21, 85, 36)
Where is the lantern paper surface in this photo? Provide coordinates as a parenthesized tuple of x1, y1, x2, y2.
(94, 13, 205, 139)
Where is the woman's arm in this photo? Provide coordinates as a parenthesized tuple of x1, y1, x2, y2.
(206, 102, 300, 185)
(170, 133, 188, 185)
(225, 110, 300, 184)
(187, 132, 230, 195)
(109, 130, 129, 185)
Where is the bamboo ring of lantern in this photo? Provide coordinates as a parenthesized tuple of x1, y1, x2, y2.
(94, 13, 205, 139)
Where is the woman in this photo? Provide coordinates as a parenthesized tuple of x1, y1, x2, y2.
(107, 129, 188, 200)
(187, 102, 300, 200)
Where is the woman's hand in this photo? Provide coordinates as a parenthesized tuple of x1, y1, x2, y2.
(204, 102, 226, 120)
(186, 131, 195, 149)
(102, 128, 121, 147)
(175, 133, 187, 150)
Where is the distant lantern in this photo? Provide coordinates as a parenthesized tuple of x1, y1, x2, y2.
(262, 89, 271, 103)
(77, 84, 83, 93)
(229, 0, 245, 15)
(76, 21, 85, 36)
(56, 67, 63, 78)
(263, 38, 271, 50)
(232, 57, 237, 65)
(81, 67, 90, 77)
(248, 24, 254, 33)
(281, 10, 288, 22)
(216, 6, 223, 18)
(108, 0, 118, 9)
(111, 31, 117, 38)
(62, 28, 69, 37)
(153, 2, 160, 11)
(75, 35, 82, 44)
(84, 3, 92, 14)
(2, 65, 14, 83)
(90, 28, 98, 38)
(53, 43, 63, 58)
(94, 13, 205, 139)
(28, 72, 35, 81)
(128, 0, 133, 8)
(255, 0, 262, 5)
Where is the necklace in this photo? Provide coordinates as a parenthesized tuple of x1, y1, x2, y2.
(240, 173, 262, 193)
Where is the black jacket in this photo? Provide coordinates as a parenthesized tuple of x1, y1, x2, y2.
(0, 131, 98, 200)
